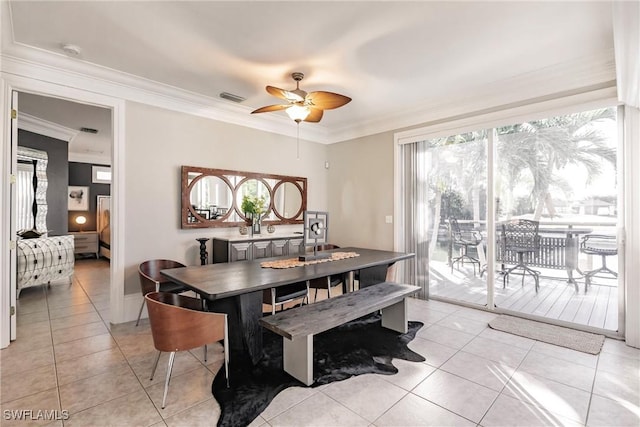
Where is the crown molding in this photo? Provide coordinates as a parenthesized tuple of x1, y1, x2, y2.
(328, 50, 617, 143)
(17, 112, 78, 142)
(2, 35, 616, 145)
(1, 45, 331, 144)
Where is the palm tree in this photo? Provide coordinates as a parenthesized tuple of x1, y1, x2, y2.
(496, 108, 616, 220)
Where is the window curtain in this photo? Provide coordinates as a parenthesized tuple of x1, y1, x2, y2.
(399, 141, 430, 299)
(613, 1, 639, 109)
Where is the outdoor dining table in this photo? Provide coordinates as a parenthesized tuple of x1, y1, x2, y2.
(160, 247, 414, 364)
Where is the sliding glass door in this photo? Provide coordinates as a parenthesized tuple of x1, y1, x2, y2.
(494, 107, 620, 331)
(401, 106, 622, 333)
(415, 132, 489, 306)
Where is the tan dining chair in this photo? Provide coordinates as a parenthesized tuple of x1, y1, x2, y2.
(137, 259, 189, 326)
(145, 292, 229, 409)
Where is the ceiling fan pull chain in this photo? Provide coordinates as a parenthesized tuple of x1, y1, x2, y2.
(296, 122, 300, 160)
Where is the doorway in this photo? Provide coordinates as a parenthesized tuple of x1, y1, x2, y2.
(13, 92, 113, 340)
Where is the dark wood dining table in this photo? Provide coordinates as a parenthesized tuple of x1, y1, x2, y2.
(160, 247, 415, 364)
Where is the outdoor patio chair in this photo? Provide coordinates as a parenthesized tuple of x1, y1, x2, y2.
(580, 234, 617, 293)
(449, 217, 483, 276)
(501, 219, 541, 292)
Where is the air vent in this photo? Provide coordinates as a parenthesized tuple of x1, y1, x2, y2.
(80, 127, 98, 134)
(219, 92, 246, 103)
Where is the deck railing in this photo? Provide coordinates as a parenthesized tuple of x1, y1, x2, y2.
(445, 219, 617, 283)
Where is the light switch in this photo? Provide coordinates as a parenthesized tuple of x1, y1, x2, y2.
(385, 215, 393, 224)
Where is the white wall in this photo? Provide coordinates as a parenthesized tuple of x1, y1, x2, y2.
(327, 131, 395, 250)
(123, 101, 329, 294)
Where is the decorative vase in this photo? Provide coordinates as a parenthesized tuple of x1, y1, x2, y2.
(252, 214, 261, 235)
(267, 224, 275, 234)
(239, 225, 248, 235)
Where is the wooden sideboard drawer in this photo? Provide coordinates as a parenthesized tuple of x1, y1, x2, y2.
(70, 232, 99, 257)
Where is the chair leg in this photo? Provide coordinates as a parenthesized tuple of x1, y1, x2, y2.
(135, 299, 146, 327)
(224, 316, 230, 388)
(204, 345, 207, 363)
(271, 288, 277, 315)
(313, 288, 319, 303)
(161, 351, 176, 409)
(150, 351, 161, 380)
(327, 277, 332, 299)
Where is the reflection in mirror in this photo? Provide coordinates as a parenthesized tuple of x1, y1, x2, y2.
(189, 175, 233, 221)
(181, 166, 307, 229)
(17, 147, 48, 237)
(236, 179, 271, 221)
(273, 182, 303, 220)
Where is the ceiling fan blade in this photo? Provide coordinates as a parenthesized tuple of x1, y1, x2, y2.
(304, 108, 324, 123)
(251, 104, 289, 114)
(306, 91, 351, 110)
(266, 86, 304, 102)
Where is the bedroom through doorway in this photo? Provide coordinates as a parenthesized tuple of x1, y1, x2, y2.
(13, 91, 113, 340)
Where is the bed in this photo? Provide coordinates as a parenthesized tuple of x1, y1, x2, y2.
(17, 235, 74, 295)
(97, 195, 111, 259)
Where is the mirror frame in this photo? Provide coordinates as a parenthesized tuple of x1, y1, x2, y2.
(181, 166, 307, 229)
(17, 146, 48, 235)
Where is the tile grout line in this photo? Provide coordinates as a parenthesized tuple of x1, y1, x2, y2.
(583, 350, 602, 427)
(73, 265, 168, 425)
(78, 263, 218, 425)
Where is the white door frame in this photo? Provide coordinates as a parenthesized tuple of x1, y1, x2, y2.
(0, 74, 126, 349)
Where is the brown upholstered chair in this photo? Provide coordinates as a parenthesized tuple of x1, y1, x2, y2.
(263, 281, 310, 315)
(145, 292, 229, 409)
(136, 259, 189, 326)
(308, 244, 347, 302)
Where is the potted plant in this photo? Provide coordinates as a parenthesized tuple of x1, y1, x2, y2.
(241, 194, 267, 235)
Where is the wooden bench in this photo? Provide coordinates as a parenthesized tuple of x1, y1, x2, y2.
(259, 282, 420, 385)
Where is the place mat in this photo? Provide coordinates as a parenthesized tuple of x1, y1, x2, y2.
(489, 315, 605, 354)
(260, 251, 359, 269)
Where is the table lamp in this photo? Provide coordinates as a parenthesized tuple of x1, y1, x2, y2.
(75, 214, 87, 232)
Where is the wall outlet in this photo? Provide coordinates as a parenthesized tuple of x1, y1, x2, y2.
(385, 215, 393, 224)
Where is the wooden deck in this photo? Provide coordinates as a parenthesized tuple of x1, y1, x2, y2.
(428, 260, 619, 332)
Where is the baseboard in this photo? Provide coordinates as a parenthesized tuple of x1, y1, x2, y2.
(121, 293, 145, 324)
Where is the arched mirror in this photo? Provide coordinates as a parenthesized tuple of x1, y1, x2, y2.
(188, 174, 233, 222)
(181, 166, 307, 229)
(273, 181, 303, 220)
(236, 178, 272, 222)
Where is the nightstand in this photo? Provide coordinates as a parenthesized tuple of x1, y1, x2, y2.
(70, 231, 99, 258)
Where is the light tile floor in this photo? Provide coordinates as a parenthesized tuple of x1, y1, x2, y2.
(1, 259, 639, 426)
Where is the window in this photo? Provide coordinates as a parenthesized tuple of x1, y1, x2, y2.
(399, 105, 621, 333)
(92, 165, 111, 184)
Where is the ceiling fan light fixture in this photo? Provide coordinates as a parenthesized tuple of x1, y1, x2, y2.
(252, 72, 350, 124)
(286, 105, 310, 122)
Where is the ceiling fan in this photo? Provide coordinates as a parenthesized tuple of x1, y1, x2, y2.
(251, 72, 351, 123)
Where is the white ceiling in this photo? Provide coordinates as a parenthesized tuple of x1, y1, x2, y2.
(3, 1, 616, 158)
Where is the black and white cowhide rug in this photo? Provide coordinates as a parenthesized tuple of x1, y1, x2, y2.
(211, 313, 425, 427)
